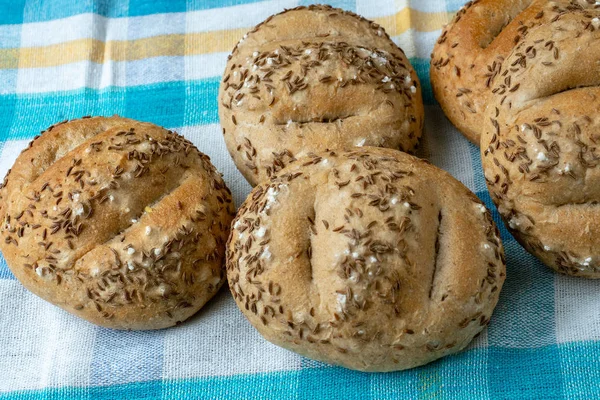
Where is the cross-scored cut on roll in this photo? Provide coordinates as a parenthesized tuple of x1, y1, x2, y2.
(429, 0, 599, 144)
(219, 4, 424, 186)
(227, 147, 505, 371)
(481, 7, 600, 277)
(0, 116, 235, 329)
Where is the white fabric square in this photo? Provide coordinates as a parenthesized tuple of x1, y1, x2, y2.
(162, 291, 302, 379)
(394, 30, 442, 60)
(356, 0, 398, 18)
(420, 105, 476, 192)
(184, 53, 228, 82)
(0, 140, 29, 178)
(0, 281, 96, 391)
(20, 14, 129, 48)
(126, 56, 184, 87)
(16, 61, 127, 93)
(555, 275, 600, 343)
(127, 12, 185, 41)
(185, 0, 299, 33)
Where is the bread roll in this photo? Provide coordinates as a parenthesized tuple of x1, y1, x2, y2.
(227, 147, 505, 371)
(431, 0, 551, 144)
(219, 5, 424, 186)
(481, 5, 600, 277)
(0, 116, 235, 329)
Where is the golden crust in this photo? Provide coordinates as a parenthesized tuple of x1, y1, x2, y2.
(431, 0, 550, 144)
(219, 4, 424, 186)
(227, 147, 505, 371)
(0, 116, 235, 329)
(481, 5, 600, 277)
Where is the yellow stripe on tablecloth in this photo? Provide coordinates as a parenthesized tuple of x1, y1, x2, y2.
(0, 48, 20, 69)
(8, 28, 246, 69)
(1, 10, 453, 70)
(373, 9, 453, 36)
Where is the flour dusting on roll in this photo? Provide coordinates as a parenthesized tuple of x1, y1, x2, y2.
(0, 116, 235, 329)
(219, 5, 424, 186)
(227, 147, 505, 371)
(481, 5, 600, 278)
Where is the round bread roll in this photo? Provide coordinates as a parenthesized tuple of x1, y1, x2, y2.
(219, 4, 424, 186)
(481, 6, 600, 277)
(0, 116, 235, 329)
(431, 0, 553, 144)
(226, 147, 505, 371)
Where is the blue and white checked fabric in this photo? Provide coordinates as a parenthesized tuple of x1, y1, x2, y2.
(0, 1, 599, 399)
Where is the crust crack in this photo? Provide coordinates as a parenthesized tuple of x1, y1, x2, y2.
(478, 1, 534, 49)
(26, 122, 111, 190)
(274, 114, 359, 126)
(428, 210, 443, 300)
(529, 84, 600, 105)
(307, 204, 317, 282)
(35, 171, 193, 273)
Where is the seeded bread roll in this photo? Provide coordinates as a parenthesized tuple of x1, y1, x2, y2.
(481, 6, 600, 277)
(227, 147, 505, 371)
(219, 4, 424, 186)
(0, 116, 235, 329)
(430, 0, 553, 144)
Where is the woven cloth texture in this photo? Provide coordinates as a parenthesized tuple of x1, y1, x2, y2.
(0, 0, 598, 399)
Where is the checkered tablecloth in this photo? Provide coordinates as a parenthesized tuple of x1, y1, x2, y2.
(0, 0, 598, 399)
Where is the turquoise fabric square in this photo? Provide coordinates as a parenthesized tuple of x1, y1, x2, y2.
(0, 0, 25, 25)
(128, 0, 186, 17)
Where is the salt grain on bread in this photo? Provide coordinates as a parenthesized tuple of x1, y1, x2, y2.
(219, 4, 424, 186)
(430, 0, 551, 144)
(0, 116, 235, 329)
(481, 4, 600, 277)
(227, 147, 505, 371)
